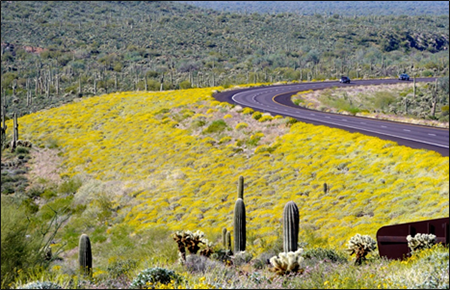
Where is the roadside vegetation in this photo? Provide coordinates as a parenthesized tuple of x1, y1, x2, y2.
(291, 77, 449, 127)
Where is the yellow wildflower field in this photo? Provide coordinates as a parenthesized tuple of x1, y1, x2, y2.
(10, 87, 449, 254)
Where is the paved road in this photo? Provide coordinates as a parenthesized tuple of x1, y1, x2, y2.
(214, 78, 449, 156)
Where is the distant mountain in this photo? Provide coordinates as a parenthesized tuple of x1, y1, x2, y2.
(178, 1, 449, 16)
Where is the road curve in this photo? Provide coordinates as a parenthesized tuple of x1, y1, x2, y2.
(214, 78, 449, 156)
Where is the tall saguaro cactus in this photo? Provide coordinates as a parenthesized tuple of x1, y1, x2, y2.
(238, 176, 244, 200)
(1, 97, 7, 146)
(226, 231, 232, 253)
(79, 234, 92, 277)
(13, 112, 18, 143)
(222, 228, 227, 248)
(283, 201, 299, 253)
(10, 112, 18, 152)
(234, 198, 246, 253)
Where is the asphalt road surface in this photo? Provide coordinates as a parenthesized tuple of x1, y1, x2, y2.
(214, 78, 449, 156)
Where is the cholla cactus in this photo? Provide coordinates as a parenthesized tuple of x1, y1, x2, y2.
(269, 248, 304, 275)
(172, 230, 211, 262)
(346, 234, 377, 265)
(407, 233, 436, 253)
(198, 241, 214, 258)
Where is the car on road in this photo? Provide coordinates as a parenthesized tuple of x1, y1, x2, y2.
(339, 76, 350, 83)
(398, 73, 410, 81)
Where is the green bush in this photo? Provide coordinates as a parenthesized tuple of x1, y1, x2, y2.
(15, 146, 30, 154)
(303, 247, 347, 263)
(193, 119, 206, 128)
(179, 80, 192, 90)
(285, 117, 298, 126)
(373, 92, 397, 109)
(252, 111, 262, 120)
(130, 267, 183, 289)
(107, 259, 138, 279)
(202, 120, 228, 134)
(58, 177, 82, 195)
(1, 197, 41, 289)
(41, 189, 58, 200)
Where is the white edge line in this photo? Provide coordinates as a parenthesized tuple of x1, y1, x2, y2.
(231, 92, 449, 149)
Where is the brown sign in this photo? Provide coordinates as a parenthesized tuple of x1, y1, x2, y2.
(376, 217, 449, 260)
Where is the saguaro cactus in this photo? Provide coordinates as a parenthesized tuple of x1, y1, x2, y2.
(283, 201, 299, 253)
(13, 112, 18, 142)
(234, 198, 246, 253)
(79, 234, 92, 277)
(226, 231, 232, 253)
(1, 100, 7, 147)
(10, 112, 18, 152)
(222, 228, 227, 248)
(238, 176, 244, 200)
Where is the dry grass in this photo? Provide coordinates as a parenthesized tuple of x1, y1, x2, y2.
(26, 147, 64, 190)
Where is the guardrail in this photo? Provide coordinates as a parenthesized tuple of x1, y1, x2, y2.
(376, 217, 449, 260)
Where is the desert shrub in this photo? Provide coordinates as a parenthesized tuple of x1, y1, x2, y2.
(235, 122, 248, 130)
(1, 197, 41, 288)
(258, 114, 273, 122)
(192, 119, 206, 128)
(154, 108, 170, 116)
(184, 254, 223, 274)
(232, 252, 253, 267)
(347, 107, 361, 115)
(130, 267, 183, 289)
(246, 132, 264, 147)
(242, 107, 254, 115)
(252, 111, 262, 120)
(303, 247, 347, 263)
(252, 250, 275, 270)
(218, 136, 232, 144)
(373, 92, 397, 109)
(41, 189, 58, 200)
(43, 138, 58, 149)
(58, 177, 82, 195)
(15, 146, 30, 154)
(387, 244, 449, 289)
(284, 117, 298, 126)
(202, 119, 228, 134)
(20, 281, 63, 289)
(179, 80, 192, 90)
(106, 258, 138, 279)
(21, 198, 39, 214)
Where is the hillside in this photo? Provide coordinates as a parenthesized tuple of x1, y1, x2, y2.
(1, 1, 449, 118)
(1, 85, 448, 288)
(181, 1, 450, 16)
